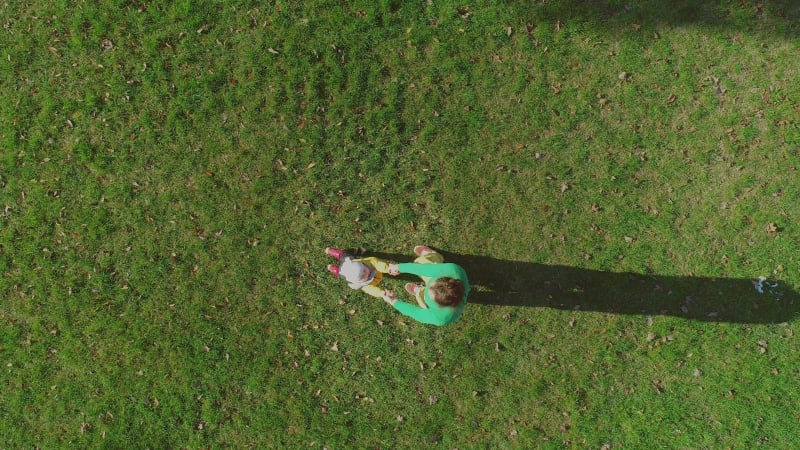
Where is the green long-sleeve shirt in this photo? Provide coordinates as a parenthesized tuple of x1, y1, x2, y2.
(393, 262, 470, 326)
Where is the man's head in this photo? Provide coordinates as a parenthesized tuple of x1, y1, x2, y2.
(428, 277, 465, 307)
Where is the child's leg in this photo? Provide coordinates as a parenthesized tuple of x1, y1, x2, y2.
(326, 247, 346, 260)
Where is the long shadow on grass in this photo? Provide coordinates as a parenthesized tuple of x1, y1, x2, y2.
(366, 251, 798, 324)
(514, 0, 800, 38)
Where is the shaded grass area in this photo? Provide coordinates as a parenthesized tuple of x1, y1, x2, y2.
(2, 0, 800, 447)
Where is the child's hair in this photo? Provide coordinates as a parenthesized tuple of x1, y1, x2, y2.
(428, 277, 464, 307)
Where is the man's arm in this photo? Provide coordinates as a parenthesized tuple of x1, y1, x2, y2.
(393, 301, 447, 326)
(395, 262, 446, 278)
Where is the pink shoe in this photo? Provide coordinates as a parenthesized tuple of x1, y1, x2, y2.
(327, 264, 340, 278)
(405, 283, 423, 296)
(413, 245, 434, 257)
(326, 247, 345, 260)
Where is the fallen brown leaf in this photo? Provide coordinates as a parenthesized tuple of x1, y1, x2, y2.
(766, 222, 779, 234)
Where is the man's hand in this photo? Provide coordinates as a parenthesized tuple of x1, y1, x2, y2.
(381, 289, 397, 306)
(387, 264, 400, 276)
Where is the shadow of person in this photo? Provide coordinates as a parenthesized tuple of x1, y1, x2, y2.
(364, 250, 798, 324)
(511, 0, 800, 38)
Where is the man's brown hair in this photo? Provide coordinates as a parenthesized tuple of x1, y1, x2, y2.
(428, 277, 465, 307)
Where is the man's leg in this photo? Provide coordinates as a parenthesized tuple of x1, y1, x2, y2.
(410, 246, 443, 307)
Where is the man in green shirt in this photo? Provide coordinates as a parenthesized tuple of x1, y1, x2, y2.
(384, 246, 470, 326)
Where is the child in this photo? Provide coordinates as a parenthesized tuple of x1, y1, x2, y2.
(327, 246, 469, 326)
(326, 248, 396, 302)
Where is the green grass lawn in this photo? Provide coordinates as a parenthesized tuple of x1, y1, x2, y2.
(2, 0, 800, 447)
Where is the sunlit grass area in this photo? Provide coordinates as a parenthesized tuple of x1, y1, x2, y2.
(2, 1, 799, 447)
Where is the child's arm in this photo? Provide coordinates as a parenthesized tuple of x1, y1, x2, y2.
(371, 259, 391, 273)
(360, 257, 391, 274)
(361, 284, 387, 298)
